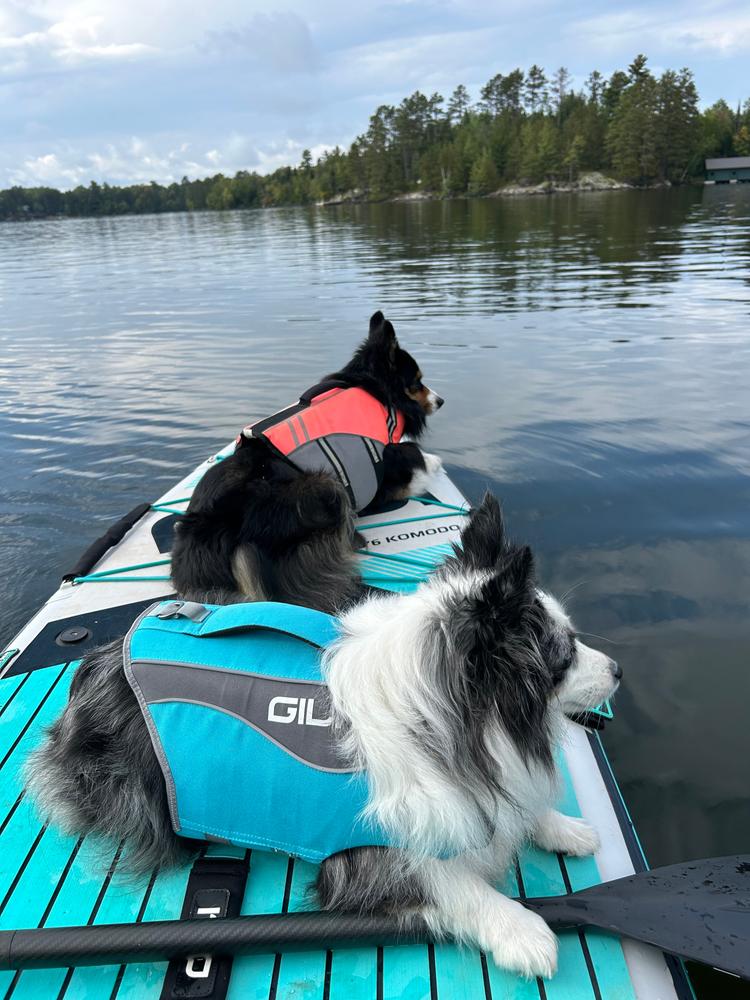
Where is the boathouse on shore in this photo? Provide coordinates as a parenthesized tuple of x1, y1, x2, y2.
(705, 156, 750, 183)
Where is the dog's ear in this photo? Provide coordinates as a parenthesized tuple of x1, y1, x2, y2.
(475, 544, 535, 628)
(449, 542, 535, 661)
(455, 492, 506, 570)
(367, 311, 398, 364)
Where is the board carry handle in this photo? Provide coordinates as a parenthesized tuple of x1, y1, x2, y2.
(1, 855, 749, 977)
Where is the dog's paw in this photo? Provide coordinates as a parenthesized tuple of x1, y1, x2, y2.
(421, 452, 443, 477)
(535, 812, 600, 857)
(556, 816, 600, 857)
(407, 452, 443, 496)
(489, 907, 558, 980)
(352, 530, 368, 550)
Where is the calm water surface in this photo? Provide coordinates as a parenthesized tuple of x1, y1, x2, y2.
(1, 189, 749, 993)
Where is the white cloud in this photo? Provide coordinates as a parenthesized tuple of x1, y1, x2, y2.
(337, 24, 497, 90)
(47, 14, 157, 61)
(4, 133, 330, 188)
(672, 16, 750, 54)
(0, 7, 159, 77)
(12, 152, 84, 186)
(202, 12, 320, 73)
(571, 7, 750, 57)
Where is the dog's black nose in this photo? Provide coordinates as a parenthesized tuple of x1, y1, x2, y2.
(434, 395, 445, 410)
(609, 658, 622, 680)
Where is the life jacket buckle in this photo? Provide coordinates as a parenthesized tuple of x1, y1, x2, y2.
(156, 601, 210, 623)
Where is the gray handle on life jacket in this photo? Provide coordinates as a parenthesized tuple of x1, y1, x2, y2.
(155, 600, 339, 650)
(298, 379, 351, 405)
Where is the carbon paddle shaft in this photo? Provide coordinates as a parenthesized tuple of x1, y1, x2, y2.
(0, 913, 428, 971)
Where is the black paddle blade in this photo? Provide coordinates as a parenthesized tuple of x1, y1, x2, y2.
(523, 854, 750, 979)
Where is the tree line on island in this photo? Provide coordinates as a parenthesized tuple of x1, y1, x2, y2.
(2, 54, 749, 221)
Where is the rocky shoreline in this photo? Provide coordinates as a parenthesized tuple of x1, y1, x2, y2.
(318, 172, 672, 206)
(494, 171, 636, 196)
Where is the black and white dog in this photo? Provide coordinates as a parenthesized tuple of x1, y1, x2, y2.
(171, 311, 443, 613)
(27, 495, 619, 979)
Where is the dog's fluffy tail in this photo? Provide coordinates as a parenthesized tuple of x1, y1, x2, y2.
(24, 640, 192, 874)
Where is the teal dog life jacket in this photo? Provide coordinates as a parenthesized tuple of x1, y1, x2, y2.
(124, 600, 391, 863)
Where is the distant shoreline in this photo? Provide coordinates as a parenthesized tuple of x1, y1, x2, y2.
(1, 175, 691, 225)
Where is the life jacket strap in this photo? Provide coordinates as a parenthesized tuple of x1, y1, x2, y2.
(158, 852, 249, 1000)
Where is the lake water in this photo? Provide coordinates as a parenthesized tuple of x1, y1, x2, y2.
(1, 189, 749, 995)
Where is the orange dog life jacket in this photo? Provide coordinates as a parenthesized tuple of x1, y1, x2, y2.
(239, 380, 405, 512)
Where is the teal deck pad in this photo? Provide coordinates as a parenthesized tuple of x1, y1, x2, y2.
(0, 675, 25, 716)
(8, 837, 122, 1000)
(0, 656, 640, 1000)
(226, 852, 290, 1000)
(0, 500, 645, 1000)
(113, 865, 194, 998)
(382, 943, 431, 1000)
(271, 861, 328, 1000)
(61, 855, 153, 999)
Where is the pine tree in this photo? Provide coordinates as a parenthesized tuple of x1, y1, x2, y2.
(518, 117, 560, 181)
(603, 71, 629, 118)
(363, 105, 396, 197)
(629, 54, 649, 82)
(586, 71, 604, 107)
(606, 66, 660, 182)
(426, 93, 447, 145)
(537, 119, 561, 178)
(439, 142, 470, 194)
(656, 68, 699, 181)
(563, 133, 586, 181)
(392, 91, 435, 186)
(447, 85, 471, 124)
(479, 74, 504, 117)
(525, 65, 548, 114)
(469, 150, 499, 194)
(551, 67, 571, 125)
(501, 70, 525, 115)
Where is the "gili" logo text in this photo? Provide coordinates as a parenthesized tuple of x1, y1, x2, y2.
(267, 696, 331, 727)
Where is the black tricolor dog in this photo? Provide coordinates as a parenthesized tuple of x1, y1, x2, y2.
(171, 311, 444, 613)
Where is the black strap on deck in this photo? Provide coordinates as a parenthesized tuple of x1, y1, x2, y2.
(62, 503, 152, 582)
(159, 853, 249, 1000)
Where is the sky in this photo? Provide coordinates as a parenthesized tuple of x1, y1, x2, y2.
(1, 0, 749, 190)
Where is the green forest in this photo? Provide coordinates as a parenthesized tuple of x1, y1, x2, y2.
(2, 54, 749, 221)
